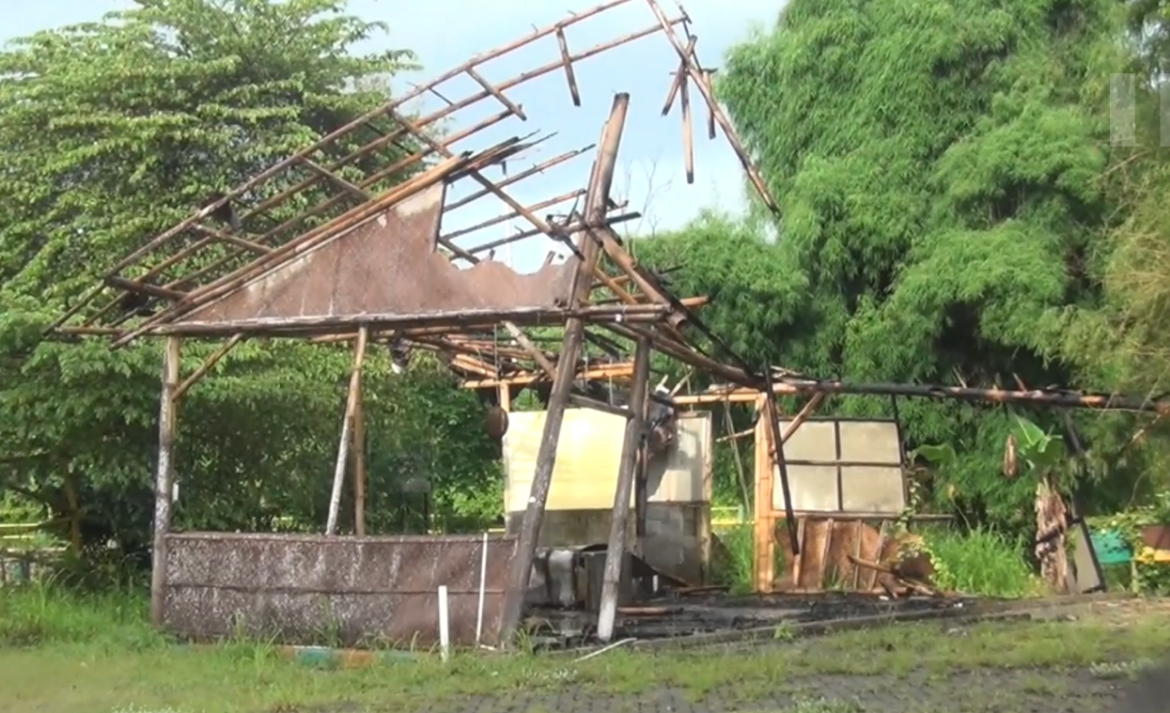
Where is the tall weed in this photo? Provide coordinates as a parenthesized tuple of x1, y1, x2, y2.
(924, 527, 1038, 598)
(0, 580, 163, 650)
(711, 523, 759, 594)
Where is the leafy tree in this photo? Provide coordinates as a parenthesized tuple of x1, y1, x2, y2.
(0, 0, 501, 570)
(637, 0, 1152, 528)
(1059, 1, 1170, 500)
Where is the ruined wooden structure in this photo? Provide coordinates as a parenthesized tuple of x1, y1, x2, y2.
(674, 376, 1170, 594)
(49, 0, 1170, 645)
(48, 0, 789, 644)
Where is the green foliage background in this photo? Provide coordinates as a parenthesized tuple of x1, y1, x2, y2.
(0, 0, 502, 568)
(635, 0, 1170, 535)
(5, 0, 1170, 582)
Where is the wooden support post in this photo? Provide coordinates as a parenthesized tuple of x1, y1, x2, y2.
(634, 386, 651, 543)
(352, 386, 367, 537)
(597, 334, 652, 642)
(763, 373, 800, 557)
(150, 336, 181, 627)
(498, 382, 512, 411)
(751, 392, 824, 593)
(752, 395, 776, 593)
(499, 93, 630, 642)
(326, 326, 369, 535)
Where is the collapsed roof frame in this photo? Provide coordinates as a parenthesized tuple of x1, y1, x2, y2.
(46, 0, 795, 643)
(47, 0, 1170, 644)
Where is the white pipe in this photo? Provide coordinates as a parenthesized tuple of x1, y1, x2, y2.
(475, 532, 489, 646)
(438, 585, 451, 662)
(573, 637, 635, 662)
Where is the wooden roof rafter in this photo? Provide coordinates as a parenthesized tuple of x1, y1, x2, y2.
(48, 0, 775, 349)
(45, 0, 794, 508)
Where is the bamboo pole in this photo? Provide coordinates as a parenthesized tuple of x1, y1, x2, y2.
(641, 0, 780, 213)
(45, 283, 105, 334)
(353, 387, 367, 537)
(779, 393, 825, 447)
(326, 326, 370, 535)
(122, 109, 512, 300)
(500, 93, 630, 644)
(442, 189, 586, 242)
(722, 400, 751, 513)
(150, 336, 180, 627)
(467, 67, 527, 120)
(173, 334, 245, 402)
(444, 145, 594, 212)
(113, 153, 470, 346)
(589, 225, 673, 304)
(298, 157, 372, 201)
(556, 28, 583, 106)
(701, 69, 717, 140)
(605, 323, 755, 386)
(72, 6, 687, 331)
(762, 371, 799, 555)
(190, 223, 273, 254)
(597, 333, 652, 642)
(679, 73, 694, 184)
(462, 362, 634, 388)
(465, 211, 639, 255)
(389, 110, 568, 243)
(673, 379, 1170, 413)
(752, 394, 774, 593)
(102, 0, 642, 276)
(502, 322, 557, 378)
(660, 36, 697, 116)
(634, 376, 652, 541)
(152, 304, 669, 337)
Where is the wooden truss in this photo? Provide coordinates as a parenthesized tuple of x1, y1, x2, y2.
(47, 0, 791, 641)
(57, 0, 1163, 642)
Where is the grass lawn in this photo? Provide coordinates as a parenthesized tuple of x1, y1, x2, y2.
(1, 587, 1167, 713)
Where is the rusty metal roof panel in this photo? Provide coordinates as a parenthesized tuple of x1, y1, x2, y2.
(176, 183, 576, 327)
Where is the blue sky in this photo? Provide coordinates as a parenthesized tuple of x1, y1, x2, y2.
(5, 0, 782, 272)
